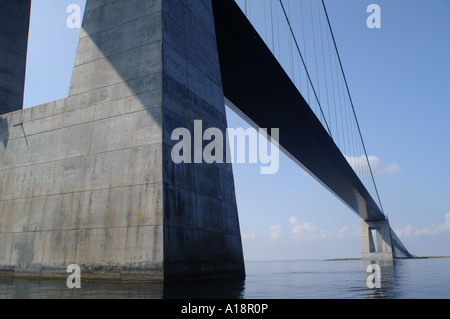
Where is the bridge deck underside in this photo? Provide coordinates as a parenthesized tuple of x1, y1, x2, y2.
(212, 0, 385, 222)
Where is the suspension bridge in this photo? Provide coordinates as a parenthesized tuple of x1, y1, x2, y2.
(217, 0, 411, 259)
(0, 0, 411, 282)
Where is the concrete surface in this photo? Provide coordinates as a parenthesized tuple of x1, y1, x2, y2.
(0, 0, 244, 282)
(361, 219, 394, 261)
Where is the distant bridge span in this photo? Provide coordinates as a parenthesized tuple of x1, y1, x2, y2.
(212, 0, 412, 259)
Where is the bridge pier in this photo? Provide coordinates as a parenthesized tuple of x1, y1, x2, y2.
(0, 0, 245, 282)
(361, 219, 394, 261)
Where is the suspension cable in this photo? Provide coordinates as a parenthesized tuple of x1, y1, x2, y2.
(278, 0, 333, 137)
(320, 0, 385, 215)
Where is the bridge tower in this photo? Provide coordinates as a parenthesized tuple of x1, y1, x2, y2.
(361, 219, 394, 260)
(361, 218, 412, 260)
(0, 0, 245, 281)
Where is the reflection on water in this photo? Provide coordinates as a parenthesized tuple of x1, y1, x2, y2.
(164, 280, 245, 299)
(361, 259, 398, 299)
(0, 276, 163, 299)
(1, 258, 449, 299)
(0, 276, 245, 299)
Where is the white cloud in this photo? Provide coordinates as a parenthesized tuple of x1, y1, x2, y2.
(395, 213, 450, 238)
(288, 216, 356, 241)
(345, 155, 402, 176)
(439, 213, 450, 231)
(415, 212, 450, 236)
(269, 224, 282, 241)
(368, 156, 403, 175)
(336, 226, 350, 240)
(242, 232, 258, 241)
(288, 216, 298, 226)
(394, 225, 413, 238)
(291, 220, 317, 240)
(269, 217, 360, 242)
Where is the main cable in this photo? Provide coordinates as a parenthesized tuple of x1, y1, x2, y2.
(320, 0, 385, 215)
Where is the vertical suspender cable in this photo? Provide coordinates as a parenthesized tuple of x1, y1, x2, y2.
(299, 0, 310, 105)
(321, 0, 385, 215)
(288, 0, 295, 83)
(264, 0, 268, 42)
(279, 0, 332, 138)
(276, 1, 281, 60)
(309, 0, 323, 129)
(325, 17, 339, 150)
(270, 0, 275, 53)
(317, 0, 331, 135)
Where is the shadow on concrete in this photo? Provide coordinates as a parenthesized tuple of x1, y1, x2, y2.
(71, 0, 245, 282)
(0, 117, 9, 148)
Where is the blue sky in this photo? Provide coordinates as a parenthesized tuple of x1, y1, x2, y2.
(24, 0, 450, 260)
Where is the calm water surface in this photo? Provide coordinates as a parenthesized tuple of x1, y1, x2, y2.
(1, 258, 449, 299)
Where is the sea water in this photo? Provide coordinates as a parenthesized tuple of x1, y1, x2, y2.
(0, 258, 449, 299)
